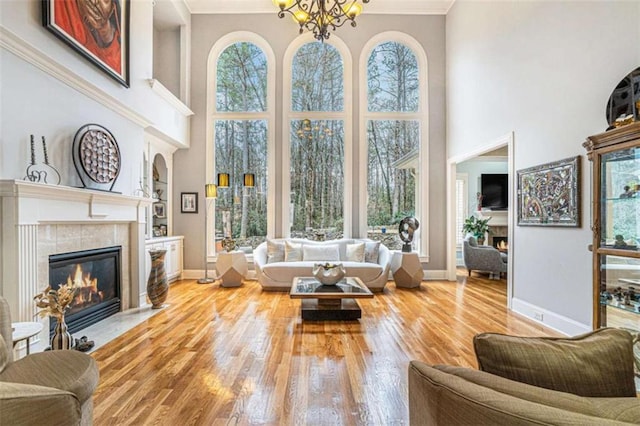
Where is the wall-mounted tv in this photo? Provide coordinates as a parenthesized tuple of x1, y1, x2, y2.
(481, 174, 508, 210)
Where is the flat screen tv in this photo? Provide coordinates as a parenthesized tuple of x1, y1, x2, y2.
(481, 174, 508, 210)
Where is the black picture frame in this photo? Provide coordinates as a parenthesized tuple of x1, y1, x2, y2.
(42, 0, 130, 87)
(517, 156, 581, 227)
(181, 192, 198, 213)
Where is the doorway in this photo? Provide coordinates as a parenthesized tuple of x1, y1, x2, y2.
(446, 132, 514, 308)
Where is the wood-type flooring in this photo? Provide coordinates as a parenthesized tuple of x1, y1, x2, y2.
(92, 271, 558, 425)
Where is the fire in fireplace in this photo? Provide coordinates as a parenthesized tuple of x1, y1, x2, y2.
(48, 246, 121, 337)
(493, 237, 508, 252)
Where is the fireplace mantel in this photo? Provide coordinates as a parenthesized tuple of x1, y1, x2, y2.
(0, 180, 153, 353)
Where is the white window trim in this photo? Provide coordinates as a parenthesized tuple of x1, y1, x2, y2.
(358, 31, 430, 259)
(282, 33, 353, 238)
(206, 32, 276, 259)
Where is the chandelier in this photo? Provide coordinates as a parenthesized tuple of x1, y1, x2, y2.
(272, 0, 370, 41)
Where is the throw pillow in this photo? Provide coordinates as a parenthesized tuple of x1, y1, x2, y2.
(266, 239, 285, 263)
(364, 241, 380, 264)
(473, 328, 637, 398)
(285, 241, 303, 262)
(346, 242, 365, 262)
(0, 333, 8, 373)
(303, 244, 340, 261)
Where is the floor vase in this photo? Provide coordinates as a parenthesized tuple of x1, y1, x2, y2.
(147, 249, 168, 309)
(51, 315, 73, 350)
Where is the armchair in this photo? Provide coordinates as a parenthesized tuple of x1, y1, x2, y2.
(0, 296, 99, 426)
(462, 235, 507, 279)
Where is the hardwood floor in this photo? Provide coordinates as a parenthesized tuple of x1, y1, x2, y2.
(92, 272, 557, 425)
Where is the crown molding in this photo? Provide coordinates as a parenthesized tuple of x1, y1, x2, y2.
(185, 0, 453, 15)
(0, 26, 152, 128)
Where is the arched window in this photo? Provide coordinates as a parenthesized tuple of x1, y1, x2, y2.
(284, 35, 352, 239)
(361, 34, 428, 255)
(207, 33, 275, 256)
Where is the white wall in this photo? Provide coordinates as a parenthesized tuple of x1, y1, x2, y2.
(447, 1, 640, 332)
(0, 0, 191, 190)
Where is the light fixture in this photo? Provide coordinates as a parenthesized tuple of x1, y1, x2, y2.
(243, 173, 255, 188)
(198, 183, 217, 284)
(272, 0, 369, 41)
(217, 173, 230, 188)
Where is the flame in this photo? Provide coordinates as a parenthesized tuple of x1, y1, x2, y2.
(497, 240, 508, 251)
(66, 264, 104, 307)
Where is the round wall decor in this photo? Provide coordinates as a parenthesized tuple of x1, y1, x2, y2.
(72, 124, 121, 192)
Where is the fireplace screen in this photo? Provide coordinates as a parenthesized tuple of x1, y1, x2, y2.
(48, 246, 121, 336)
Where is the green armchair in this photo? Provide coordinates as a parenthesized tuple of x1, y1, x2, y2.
(0, 296, 99, 426)
(409, 328, 640, 425)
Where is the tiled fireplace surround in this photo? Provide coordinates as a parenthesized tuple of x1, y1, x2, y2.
(0, 180, 151, 354)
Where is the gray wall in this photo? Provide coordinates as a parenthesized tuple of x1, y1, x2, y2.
(174, 14, 447, 271)
(447, 0, 640, 330)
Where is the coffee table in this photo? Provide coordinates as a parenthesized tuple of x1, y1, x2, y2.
(290, 277, 373, 320)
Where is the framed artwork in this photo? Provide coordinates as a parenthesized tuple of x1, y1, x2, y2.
(153, 202, 166, 219)
(517, 156, 581, 227)
(152, 226, 162, 237)
(42, 0, 130, 87)
(159, 224, 167, 236)
(181, 192, 198, 213)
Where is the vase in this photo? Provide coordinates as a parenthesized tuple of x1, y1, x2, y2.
(51, 315, 73, 350)
(147, 249, 168, 309)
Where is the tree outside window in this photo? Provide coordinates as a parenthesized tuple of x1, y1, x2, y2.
(290, 42, 345, 238)
(366, 41, 420, 250)
(214, 42, 268, 249)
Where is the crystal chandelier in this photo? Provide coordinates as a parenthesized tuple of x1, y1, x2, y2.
(272, 0, 370, 41)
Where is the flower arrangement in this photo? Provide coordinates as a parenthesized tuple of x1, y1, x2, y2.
(34, 283, 77, 320)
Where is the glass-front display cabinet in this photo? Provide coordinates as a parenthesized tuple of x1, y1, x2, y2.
(584, 122, 640, 330)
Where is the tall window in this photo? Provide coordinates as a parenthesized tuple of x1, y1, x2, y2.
(214, 41, 269, 249)
(288, 41, 346, 238)
(366, 40, 422, 250)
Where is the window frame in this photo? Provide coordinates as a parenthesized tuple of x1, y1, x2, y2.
(359, 32, 430, 259)
(282, 33, 353, 238)
(206, 32, 276, 259)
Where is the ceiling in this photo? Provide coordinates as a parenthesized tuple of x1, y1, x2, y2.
(182, 0, 455, 15)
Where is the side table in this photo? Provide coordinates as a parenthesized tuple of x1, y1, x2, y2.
(390, 251, 423, 289)
(216, 251, 248, 287)
(12, 321, 43, 355)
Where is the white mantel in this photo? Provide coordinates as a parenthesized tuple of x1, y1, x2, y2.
(0, 180, 153, 352)
(477, 209, 508, 227)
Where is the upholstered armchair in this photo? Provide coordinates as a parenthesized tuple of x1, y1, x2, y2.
(462, 235, 507, 278)
(0, 296, 99, 426)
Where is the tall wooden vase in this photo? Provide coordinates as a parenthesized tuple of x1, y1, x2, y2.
(51, 315, 73, 350)
(147, 249, 168, 309)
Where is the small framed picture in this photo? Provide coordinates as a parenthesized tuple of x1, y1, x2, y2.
(181, 192, 198, 213)
(152, 226, 162, 237)
(159, 224, 167, 236)
(153, 202, 166, 218)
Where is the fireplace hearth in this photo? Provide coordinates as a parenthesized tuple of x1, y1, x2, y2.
(48, 246, 121, 337)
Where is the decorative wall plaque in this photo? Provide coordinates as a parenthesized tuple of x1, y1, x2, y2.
(72, 124, 121, 192)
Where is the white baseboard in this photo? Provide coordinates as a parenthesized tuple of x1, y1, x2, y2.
(182, 269, 257, 280)
(511, 298, 591, 336)
(423, 269, 448, 280)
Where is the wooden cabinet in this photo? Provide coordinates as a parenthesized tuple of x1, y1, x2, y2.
(145, 236, 184, 285)
(584, 122, 640, 330)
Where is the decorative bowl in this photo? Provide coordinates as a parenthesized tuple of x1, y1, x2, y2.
(312, 263, 346, 285)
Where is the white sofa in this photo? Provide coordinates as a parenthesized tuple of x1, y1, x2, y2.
(253, 238, 391, 292)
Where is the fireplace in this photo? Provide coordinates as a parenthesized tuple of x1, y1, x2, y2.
(493, 236, 508, 251)
(48, 246, 121, 337)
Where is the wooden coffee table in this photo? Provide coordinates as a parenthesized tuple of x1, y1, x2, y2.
(290, 277, 373, 320)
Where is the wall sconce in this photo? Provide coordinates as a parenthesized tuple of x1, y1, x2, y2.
(243, 173, 255, 188)
(198, 183, 217, 284)
(217, 173, 230, 188)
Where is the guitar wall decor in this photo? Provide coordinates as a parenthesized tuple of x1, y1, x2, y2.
(24, 135, 61, 185)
